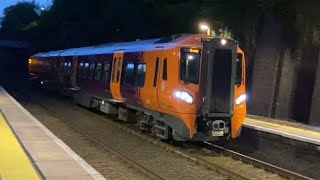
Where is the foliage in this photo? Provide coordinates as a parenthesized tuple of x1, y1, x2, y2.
(1, 0, 320, 51)
(1, 2, 39, 33)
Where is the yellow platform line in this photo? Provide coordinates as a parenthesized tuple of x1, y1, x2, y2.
(0, 112, 40, 180)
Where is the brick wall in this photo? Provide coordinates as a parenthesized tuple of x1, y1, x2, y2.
(309, 53, 320, 126)
(249, 47, 278, 116)
(274, 49, 301, 119)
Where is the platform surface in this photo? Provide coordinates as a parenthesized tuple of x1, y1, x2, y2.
(244, 115, 320, 146)
(0, 112, 39, 180)
(0, 87, 105, 180)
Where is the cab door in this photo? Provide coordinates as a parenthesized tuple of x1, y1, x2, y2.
(110, 51, 124, 101)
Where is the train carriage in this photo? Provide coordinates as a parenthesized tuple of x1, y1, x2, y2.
(30, 34, 246, 141)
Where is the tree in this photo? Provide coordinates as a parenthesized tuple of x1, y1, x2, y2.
(1, 2, 39, 33)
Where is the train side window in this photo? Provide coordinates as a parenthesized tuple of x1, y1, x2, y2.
(112, 58, 117, 82)
(135, 64, 146, 87)
(153, 58, 159, 87)
(63, 62, 68, 72)
(60, 61, 64, 72)
(84, 62, 89, 78)
(116, 57, 122, 83)
(67, 62, 72, 74)
(236, 53, 243, 86)
(121, 63, 134, 85)
(180, 48, 200, 84)
(50, 60, 55, 72)
(88, 63, 96, 79)
(78, 62, 84, 78)
(79, 62, 84, 70)
(94, 63, 103, 80)
(162, 58, 167, 80)
(102, 62, 111, 82)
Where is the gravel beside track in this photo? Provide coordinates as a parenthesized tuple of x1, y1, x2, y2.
(12, 90, 285, 180)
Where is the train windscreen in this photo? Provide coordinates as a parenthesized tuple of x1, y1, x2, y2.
(209, 49, 232, 113)
(180, 48, 201, 84)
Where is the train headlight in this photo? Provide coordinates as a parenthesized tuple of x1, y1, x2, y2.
(174, 91, 193, 104)
(236, 94, 246, 105)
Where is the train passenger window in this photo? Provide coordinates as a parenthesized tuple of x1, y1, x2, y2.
(77, 62, 84, 77)
(112, 58, 117, 82)
(135, 64, 146, 87)
(88, 63, 96, 79)
(59, 61, 64, 72)
(83, 62, 89, 78)
(180, 48, 200, 84)
(236, 53, 243, 86)
(102, 62, 111, 82)
(63, 62, 68, 72)
(153, 58, 159, 87)
(121, 63, 134, 85)
(116, 58, 122, 83)
(67, 62, 72, 74)
(94, 63, 103, 80)
(79, 62, 84, 69)
(162, 58, 167, 80)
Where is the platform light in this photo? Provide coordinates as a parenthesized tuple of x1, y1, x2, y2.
(221, 39, 227, 46)
(199, 23, 211, 36)
(199, 24, 209, 31)
(236, 94, 246, 105)
(28, 59, 32, 64)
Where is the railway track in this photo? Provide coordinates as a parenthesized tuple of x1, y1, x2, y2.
(18, 90, 314, 180)
(56, 119, 165, 180)
(203, 141, 313, 180)
(20, 92, 166, 180)
(91, 115, 313, 180)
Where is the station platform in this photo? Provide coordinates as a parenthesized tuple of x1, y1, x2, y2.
(244, 115, 320, 146)
(0, 86, 105, 180)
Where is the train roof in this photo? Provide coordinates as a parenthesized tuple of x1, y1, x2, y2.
(32, 34, 197, 58)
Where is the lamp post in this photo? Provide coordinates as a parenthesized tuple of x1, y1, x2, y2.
(199, 23, 211, 36)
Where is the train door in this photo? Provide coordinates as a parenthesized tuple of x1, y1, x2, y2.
(110, 51, 124, 101)
(139, 50, 161, 111)
(71, 56, 78, 88)
(158, 52, 170, 112)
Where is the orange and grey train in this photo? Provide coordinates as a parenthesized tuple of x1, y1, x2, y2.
(30, 34, 247, 141)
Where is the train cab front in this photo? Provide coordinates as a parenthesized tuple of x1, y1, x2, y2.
(193, 37, 247, 142)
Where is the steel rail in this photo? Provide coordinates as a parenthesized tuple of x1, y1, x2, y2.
(28, 94, 165, 180)
(64, 121, 165, 180)
(203, 141, 314, 180)
(27, 91, 312, 180)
